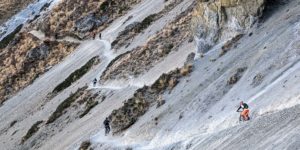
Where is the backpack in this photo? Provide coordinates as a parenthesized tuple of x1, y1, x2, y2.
(243, 103, 249, 109)
(104, 119, 109, 126)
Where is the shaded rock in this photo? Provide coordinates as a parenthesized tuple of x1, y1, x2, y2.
(79, 141, 91, 150)
(26, 44, 49, 60)
(124, 22, 140, 32)
(75, 14, 108, 33)
(219, 34, 244, 56)
(185, 52, 196, 66)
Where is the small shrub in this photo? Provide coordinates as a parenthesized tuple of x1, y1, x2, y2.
(21, 121, 43, 144)
(227, 74, 239, 85)
(251, 73, 264, 87)
(79, 100, 99, 118)
(168, 77, 178, 90)
(180, 64, 193, 76)
(219, 34, 243, 57)
(47, 87, 87, 124)
(156, 100, 166, 108)
(227, 67, 247, 85)
(100, 1, 109, 11)
(79, 140, 91, 150)
(52, 57, 99, 94)
(135, 14, 158, 33)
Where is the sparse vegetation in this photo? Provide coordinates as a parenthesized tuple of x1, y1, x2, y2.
(109, 64, 193, 133)
(0, 32, 79, 104)
(136, 14, 158, 32)
(180, 64, 193, 76)
(227, 67, 247, 85)
(157, 99, 166, 108)
(52, 57, 100, 94)
(79, 99, 99, 118)
(112, 0, 185, 49)
(79, 140, 91, 150)
(21, 120, 43, 144)
(112, 13, 158, 48)
(219, 34, 244, 57)
(47, 86, 87, 124)
(101, 6, 194, 81)
(251, 73, 264, 87)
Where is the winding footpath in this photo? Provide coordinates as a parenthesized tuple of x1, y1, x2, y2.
(0, 0, 195, 149)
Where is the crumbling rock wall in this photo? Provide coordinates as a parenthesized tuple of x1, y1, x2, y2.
(191, 0, 265, 55)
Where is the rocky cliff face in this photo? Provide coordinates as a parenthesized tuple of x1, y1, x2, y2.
(192, 0, 265, 55)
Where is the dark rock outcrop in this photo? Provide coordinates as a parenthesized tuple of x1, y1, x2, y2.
(75, 14, 108, 33)
(26, 44, 50, 61)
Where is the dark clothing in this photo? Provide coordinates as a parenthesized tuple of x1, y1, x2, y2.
(93, 78, 97, 87)
(103, 119, 110, 126)
(237, 103, 249, 112)
(99, 33, 102, 39)
(105, 126, 110, 135)
(103, 118, 110, 135)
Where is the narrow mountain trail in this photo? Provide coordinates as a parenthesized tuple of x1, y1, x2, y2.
(29, 30, 82, 43)
(0, 39, 108, 125)
(0, 0, 195, 149)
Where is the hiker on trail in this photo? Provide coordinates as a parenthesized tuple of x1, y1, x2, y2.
(237, 101, 250, 121)
(93, 78, 97, 87)
(92, 31, 96, 39)
(99, 33, 102, 39)
(103, 117, 110, 135)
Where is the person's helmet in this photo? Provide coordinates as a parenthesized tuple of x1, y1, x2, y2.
(240, 101, 244, 105)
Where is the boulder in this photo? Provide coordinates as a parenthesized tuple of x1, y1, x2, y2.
(26, 44, 49, 60)
(75, 14, 108, 33)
